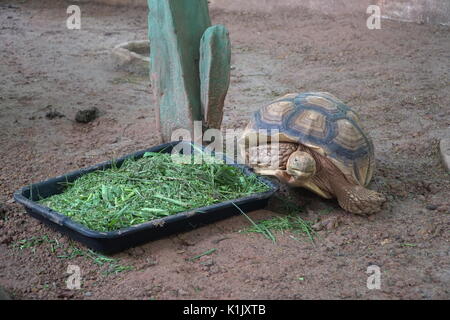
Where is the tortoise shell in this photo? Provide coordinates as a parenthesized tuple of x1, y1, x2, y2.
(240, 92, 375, 186)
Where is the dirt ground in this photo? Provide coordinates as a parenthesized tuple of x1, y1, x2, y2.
(0, 0, 449, 300)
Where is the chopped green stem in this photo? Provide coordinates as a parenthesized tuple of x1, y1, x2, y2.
(243, 214, 317, 244)
(232, 202, 276, 243)
(38, 153, 270, 232)
(189, 248, 217, 261)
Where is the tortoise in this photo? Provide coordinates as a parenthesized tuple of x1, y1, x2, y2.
(239, 92, 386, 215)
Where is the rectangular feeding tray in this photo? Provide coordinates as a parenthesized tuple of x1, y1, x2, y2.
(14, 141, 279, 254)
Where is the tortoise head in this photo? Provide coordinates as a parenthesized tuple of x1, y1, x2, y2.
(286, 151, 316, 180)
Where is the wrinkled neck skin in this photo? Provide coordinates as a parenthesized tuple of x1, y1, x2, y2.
(284, 144, 385, 215)
(291, 144, 356, 199)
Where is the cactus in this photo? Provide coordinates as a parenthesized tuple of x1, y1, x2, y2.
(148, 0, 230, 142)
(200, 25, 231, 131)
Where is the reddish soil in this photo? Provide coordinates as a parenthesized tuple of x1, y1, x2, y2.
(0, 0, 449, 300)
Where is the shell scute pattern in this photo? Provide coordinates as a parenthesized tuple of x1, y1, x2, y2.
(259, 101, 294, 124)
(249, 92, 375, 186)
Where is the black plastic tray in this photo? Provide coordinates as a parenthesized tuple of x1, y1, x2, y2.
(14, 141, 279, 254)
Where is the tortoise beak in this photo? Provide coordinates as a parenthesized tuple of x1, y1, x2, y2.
(286, 167, 315, 179)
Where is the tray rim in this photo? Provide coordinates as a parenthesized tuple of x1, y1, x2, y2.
(13, 141, 279, 240)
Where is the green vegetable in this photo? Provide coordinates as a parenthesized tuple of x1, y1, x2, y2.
(188, 248, 217, 261)
(38, 152, 270, 232)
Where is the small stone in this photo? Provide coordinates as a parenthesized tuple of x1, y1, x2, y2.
(312, 222, 323, 231)
(426, 204, 438, 210)
(389, 181, 404, 193)
(57, 291, 74, 299)
(84, 292, 92, 297)
(439, 138, 450, 171)
(0, 205, 6, 220)
(129, 247, 145, 256)
(427, 184, 440, 195)
(152, 286, 162, 293)
(312, 216, 340, 231)
(178, 289, 189, 296)
(0, 235, 13, 245)
(75, 107, 99, 123)
(108, 137, 119, 144)
(200, 259, 214, 267)
(437, 205, 448, 213)
(325, 218, 340, 230)
(45, 110, 65, 119)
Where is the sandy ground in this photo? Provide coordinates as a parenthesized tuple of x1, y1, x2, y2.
(0, 0, 449, 299)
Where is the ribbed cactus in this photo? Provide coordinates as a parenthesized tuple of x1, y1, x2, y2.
(148, 0, 230, 142)
(200, 25, 231, 131)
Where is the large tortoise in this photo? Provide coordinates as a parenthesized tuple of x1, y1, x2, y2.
(239, 92, 386, 215)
